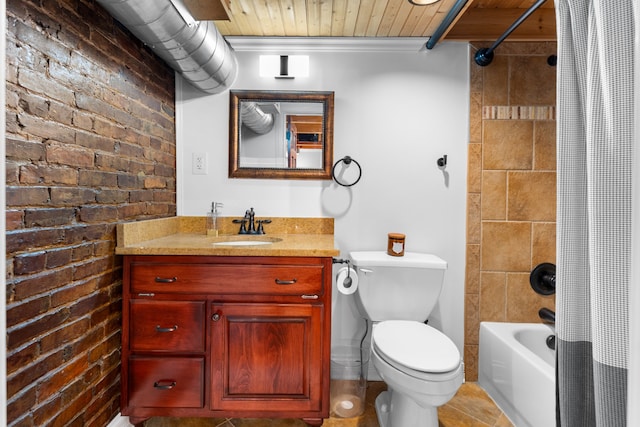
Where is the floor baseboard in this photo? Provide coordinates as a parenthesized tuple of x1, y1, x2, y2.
(107, 414, 133, 427)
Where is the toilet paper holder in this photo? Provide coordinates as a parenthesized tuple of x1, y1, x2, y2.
(333, 258, 353, 288)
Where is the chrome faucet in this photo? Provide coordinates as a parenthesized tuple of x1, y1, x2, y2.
(233, 208, 271, 234)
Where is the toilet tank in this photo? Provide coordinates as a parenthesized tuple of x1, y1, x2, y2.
(349, 251, 447, 322)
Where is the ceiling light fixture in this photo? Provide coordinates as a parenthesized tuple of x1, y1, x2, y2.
(408, 0, 441, 5)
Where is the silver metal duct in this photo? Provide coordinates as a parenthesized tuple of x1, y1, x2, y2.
(240, 103, 275, 135)
(97, 0, 237, 94)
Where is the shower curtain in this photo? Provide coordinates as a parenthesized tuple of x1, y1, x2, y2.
(555, 1, 636, 426)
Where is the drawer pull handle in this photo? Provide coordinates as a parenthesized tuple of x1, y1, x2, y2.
(153, 380, 177, 390)
(275, 278, 298, 285)
(155, 325, 178, 333)
(137, 293, 155, 297)
(155, 276, 177, 283)
(301, 294, 319, 299)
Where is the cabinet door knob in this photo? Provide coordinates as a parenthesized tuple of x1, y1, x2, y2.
(155, 325, 178, 333)
(211, 312, 221, 321)
(275, 278, 297, 285)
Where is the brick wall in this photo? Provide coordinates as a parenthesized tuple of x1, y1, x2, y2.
(5, 1, 176, 425)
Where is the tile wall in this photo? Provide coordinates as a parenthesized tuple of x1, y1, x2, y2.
(465, 42, 558, 380)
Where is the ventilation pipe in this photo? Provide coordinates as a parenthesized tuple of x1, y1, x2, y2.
(240, 103, 275, 135)
(96, 0, 237, 94)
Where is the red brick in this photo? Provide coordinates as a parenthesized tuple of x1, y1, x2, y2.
(6, 137, 46, 161)
(6, 228, 66, 254)
(14, 251, 47, 275)
(117, 203, 147, 219)
(46, 141, 94, 168)
(30, 394, 62, 427)
(20, 164, 79, 185)
(72, 256, 113, 282)
(50, 187, 97, 206)
(6, 186, 50, 207)
(7, 350, 64, 397)
(7, 306, 72, 349)
(18, 113, 76, 143)
(24, 208, 76, 227)
(71, 243, 94, 262)
(46, 247, 74, 268)
(79, 170, 118, 187)
(6, 161, 20, 184)
(50, 279, 96, 309)
(18, 68, 75, 105)
(39, 318, 91, 355)
(6, 210, 25, 231)
(95, 189, 129, 204)
(17, 91, 49, 118)
(72, 110, 94, 131)
(95, 152, 131, 172)
(65, 224, 110, 244)
(79, 205, 119, 223)
(75, 129, 116, 152)
(6, 341, 40, 375)
(11, 267, 73, 302)
(7, 385, 37, 421)
(6, 295, 51, 330)
(143, 176, 166, 189)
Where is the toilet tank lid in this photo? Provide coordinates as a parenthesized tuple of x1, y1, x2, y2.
(349, 251, 447, 269)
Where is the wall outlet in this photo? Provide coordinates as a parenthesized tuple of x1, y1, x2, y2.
(192, 152, 208, 175)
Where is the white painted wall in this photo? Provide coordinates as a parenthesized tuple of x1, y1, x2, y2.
(176, 38, 470, 366)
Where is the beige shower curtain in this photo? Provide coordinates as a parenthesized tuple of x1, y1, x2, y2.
(555, 0, 635, 425)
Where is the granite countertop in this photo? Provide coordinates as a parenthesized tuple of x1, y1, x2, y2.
(116, 216, 340, 257)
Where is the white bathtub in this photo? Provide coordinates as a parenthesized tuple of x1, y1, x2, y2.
(479, 322, 555, 427)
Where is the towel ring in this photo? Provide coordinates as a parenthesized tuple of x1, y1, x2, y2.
(332, 156, 362, 187)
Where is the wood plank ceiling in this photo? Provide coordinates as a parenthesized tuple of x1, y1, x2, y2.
(202, 0, 556, 42)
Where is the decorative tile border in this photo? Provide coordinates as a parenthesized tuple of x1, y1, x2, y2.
(482, 106, 556, 120)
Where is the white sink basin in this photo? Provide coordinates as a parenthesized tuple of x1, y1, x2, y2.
(214, 240, 273, 246)
(212, 237, 282, 247)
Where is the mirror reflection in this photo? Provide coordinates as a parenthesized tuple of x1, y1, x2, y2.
(229, 90, 334, 180)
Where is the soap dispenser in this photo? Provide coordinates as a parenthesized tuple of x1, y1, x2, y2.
(207, 202, 223, 236)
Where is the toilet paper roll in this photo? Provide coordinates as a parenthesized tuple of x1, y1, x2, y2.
(336, 267, 358, 295)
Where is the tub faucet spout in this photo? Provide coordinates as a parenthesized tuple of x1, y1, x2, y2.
(539, 307, 555, 325)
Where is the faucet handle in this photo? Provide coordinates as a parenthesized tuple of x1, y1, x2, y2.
(256, 219, 272, 235)
(232, 219, 248, 234)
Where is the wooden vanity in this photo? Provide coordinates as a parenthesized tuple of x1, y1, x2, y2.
(116, 217, 339, 426)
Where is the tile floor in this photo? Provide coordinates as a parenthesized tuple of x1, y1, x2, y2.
(143, 382, 514, 427)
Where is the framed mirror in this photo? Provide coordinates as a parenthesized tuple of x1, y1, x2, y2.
(229, 90, 334, 179)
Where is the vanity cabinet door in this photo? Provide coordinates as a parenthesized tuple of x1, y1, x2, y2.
(210, 302, 324, 412)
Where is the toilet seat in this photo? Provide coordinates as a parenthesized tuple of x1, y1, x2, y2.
(373, 320, 461, 379)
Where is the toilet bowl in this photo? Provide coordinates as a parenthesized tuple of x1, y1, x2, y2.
(349, 251, 464, 427)
(371, 320, 464, 427)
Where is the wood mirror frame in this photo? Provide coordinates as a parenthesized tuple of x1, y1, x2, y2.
(229, 90, 334, 180)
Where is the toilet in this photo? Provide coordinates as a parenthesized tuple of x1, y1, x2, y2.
(349, 251, 464, 427)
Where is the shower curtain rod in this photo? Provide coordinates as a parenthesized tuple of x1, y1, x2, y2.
(425, 0, 469, 50)
(474, 0, 548, 66)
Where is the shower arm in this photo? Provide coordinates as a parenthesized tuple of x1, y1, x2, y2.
(474, 0, 548, 66)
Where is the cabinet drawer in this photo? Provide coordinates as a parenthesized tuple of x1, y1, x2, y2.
(128, 357, 204, 408)
(130, 263, 324, 296)
(130, 301, 205, 352)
